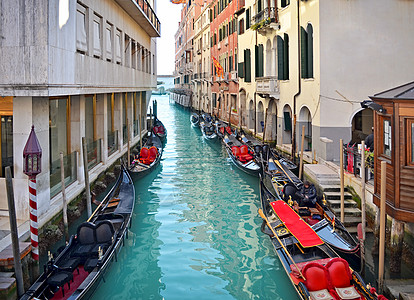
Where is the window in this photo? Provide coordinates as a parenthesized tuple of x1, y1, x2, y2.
(246, 8, 250, 30)
(93, 14, 102, 58)
(383, 119, 392, 157)
(277, 34, 289, 80)
(406, 119, 414, 165)
(255, 44, 264, 78)
(115, 29, 122, 64)
(281, 0, 290, 8)
(301, 24, 313, 79)
(76, 3, 87, 53)
(244, 49, 251, 82)
(105, 22, 113, 61)
(239, 19, 245, 35)
(85, 95, 96, 143)
(49, 98, 69, 165)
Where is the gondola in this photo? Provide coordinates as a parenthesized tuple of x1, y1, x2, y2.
(200, 120, 217, 140)
(128, 132, 163, 181)
(259, 179, 378, 300)
(190, 113, 200, 127)
(223, 133, 261, 177)
(22, 164, 135, 300)
(215, 119, 233, 140)
(152, 117, 167, 142)
(261, 150, 362, 272)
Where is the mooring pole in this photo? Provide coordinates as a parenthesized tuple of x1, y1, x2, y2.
(82, 137, 92, 217)
(60, 152, 69, 242)
(340, 139, 345, 223)
(360, 141, 366, 269)
(299, 125, 305, 180)
(127, 119, 130, 168)
(5, 167, 24, 297)
(378, 160, 387, 293)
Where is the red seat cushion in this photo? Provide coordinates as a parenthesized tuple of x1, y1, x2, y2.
(326, 258, 352, 288)
(225, 126, 232, 135)
(240, 145, 249, 155)
(303, 263, 331, 292)
(139, 147, 149, 163)
(232, 146, 240, 156)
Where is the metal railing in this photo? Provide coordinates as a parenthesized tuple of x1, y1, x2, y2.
(50, 151, 78, 198)
(135, 0, 161, 34)
(108, 130, 118, 156)
(252, 7, 277, 25)
(123, 125, 128, 145)
(343, 143, 374, 181)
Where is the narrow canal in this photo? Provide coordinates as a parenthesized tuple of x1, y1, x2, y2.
(90, 95, 299, 300)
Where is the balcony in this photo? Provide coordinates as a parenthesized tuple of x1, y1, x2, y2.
(251, 7, 279, 34)
(230, 71, 238, 82)
(256, 76, 279, 99)
(115, 0, 161, 37)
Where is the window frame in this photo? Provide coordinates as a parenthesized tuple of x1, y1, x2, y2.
(406, 118, 414, 166)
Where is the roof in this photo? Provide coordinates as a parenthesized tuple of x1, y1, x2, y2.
(371, 81, 414, 100)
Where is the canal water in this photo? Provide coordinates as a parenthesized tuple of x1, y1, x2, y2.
(90, 95, 299, 299)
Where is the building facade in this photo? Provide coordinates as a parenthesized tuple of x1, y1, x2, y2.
(0, 0, 159, 240)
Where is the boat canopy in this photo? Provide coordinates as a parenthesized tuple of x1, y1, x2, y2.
(270, 200, 323, 248)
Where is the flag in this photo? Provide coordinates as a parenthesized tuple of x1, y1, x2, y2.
(171, 0, 187, 4)
(212, 56, 224, 78)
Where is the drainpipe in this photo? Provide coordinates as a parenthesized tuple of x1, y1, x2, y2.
(254, 29, 258, 136)
(291, 0, 301, 164)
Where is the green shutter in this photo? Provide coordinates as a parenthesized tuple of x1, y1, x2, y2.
(244, 49, 251, 82)
(301, 27, 308, 79)
(246, 8, 250, 30)
(238, 62, 244, 78)
(259, 44, 264, 77)
(283, 33, 289, 80)
(284, 111, 292, 131)
(255, 45, 259, 77)
(277, 36, 284, 80)
(307, 23, 314, 78)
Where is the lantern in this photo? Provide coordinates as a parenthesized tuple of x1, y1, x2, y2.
(23, 126, 42, 177)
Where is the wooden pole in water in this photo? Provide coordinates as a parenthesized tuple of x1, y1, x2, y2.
(139, 93, 142, 149)
(378, 160, 387, 293)
(360, 141, 366, 267)
(263, 108, 268, 142)
(82, 137, 92, 217)
(299, 125, 305, 180)
(340, 139, 344, 223)
(60, 152, 69, 242)
(5, 167, 24, 297)
(127, 119, 130, 168)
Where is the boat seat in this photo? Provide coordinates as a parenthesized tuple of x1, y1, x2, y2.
(56, 257, 81, 274)
(72, 222, 97, 261)
(84, 257, 99, 273)
(326, 258, 361, 300)
(231, 146, 240, 157)
(139, 147, 150, 164)
(46, 270, 73, 297)
(93, 220, 115, 253)
(302, 263, 334, 300)
(146, 146, 158, 164)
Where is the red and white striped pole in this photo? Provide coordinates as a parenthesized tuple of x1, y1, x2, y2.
(29, 177, 39, 260)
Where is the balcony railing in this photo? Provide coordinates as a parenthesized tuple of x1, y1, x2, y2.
(108, 130, 119, 156)
(50, 151, 78, 198)
(115, 0, 161, 37)
(252, 7, 278, 30)
(256, 76, 279, 96)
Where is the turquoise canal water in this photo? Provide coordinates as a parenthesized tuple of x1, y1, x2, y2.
(90, 95, 299, 300)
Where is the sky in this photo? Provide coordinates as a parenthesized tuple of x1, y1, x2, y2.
(156, 0, 183, 76)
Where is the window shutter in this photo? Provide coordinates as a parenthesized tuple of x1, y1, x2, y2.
(259, 44, 264, 77)
(307, 23, 314, 78)
(115, 29, 122, 64)
(246, 9, 250, 30)
(238, 62, 244, 78)
(76, 5, 87, 53)
(277, 36, 284, 80)
(283, 33, 289, 80)
(105, 23, 112, 61)
(255, 45, 259, 77)
(93, 17, 101, 57)
(245, 49, 251, 82)
(284, 111, 292, 131)
(300, 27, 308, 79)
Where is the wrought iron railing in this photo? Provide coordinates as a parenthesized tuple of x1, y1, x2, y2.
(135, 0, 161, 34)
(50, 151, 78, 198)
(252, 7, 277, 25)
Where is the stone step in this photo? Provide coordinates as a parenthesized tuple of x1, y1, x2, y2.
(0, 276, 16, 300)
(323, 191, 353, 201)
(331, 207, 362, 217)
(317, 178, 341, 185)
(326, 198, 358, 209)
(320, 184, 346, 193)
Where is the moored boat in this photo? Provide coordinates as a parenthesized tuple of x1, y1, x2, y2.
(21, 164, 135, 300)
(190, 113, 200, 127)
(261, 154, 362, 272)
(152, 117, 167, 142)
(223, 134, 261, 177)
(128, 132, 163, 181)
(259, 179, 379, 300)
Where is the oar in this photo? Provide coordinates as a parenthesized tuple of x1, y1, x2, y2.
(274, 159, 294, 183)
(258, 208, 305, 280)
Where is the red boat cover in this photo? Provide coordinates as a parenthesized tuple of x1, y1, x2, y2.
(270, 201, 323, 248)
